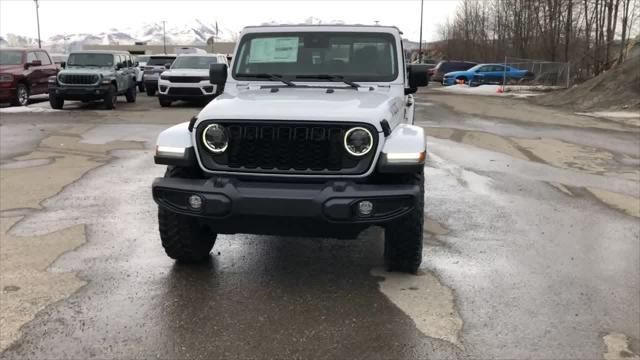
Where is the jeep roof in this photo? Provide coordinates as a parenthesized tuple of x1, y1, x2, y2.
(243, 24, 403, 34)
(175, 53, 224, 57)
(68, 50, 131, 55)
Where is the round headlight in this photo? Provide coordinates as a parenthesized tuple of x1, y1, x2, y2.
(202, 124, 229, 154)
(344, 127, 373, 157)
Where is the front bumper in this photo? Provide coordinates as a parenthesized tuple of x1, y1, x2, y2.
(157, 79, 216, 100)
(153, 176, 419, 235)
(49, 84, 111, 100)
(442, 77, 455, 86)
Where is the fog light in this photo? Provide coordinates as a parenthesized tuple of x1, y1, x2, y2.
(95, 90, 100, 95)
(188, 195, 203, 210)
(357, 200, 373, 216)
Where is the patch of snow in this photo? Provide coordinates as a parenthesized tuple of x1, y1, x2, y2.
(435, 84, 542, 98)
(0, 104, 62, 113)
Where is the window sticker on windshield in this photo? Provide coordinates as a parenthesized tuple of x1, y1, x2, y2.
(248, 37, 299, 63)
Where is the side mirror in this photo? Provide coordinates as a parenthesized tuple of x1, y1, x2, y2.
(164, 63, 172, 69)
(116, 63, 123, 70)
(134, 61, 139, 67)
(27, 59, 42, 68)
(60, 61, 66, 69)
(407, 64, 429, 90)
(209, 63, 228, 91)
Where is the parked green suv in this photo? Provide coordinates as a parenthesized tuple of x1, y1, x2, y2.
(49, 51, 137, 109)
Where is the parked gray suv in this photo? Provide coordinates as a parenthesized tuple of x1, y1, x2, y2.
(48, 51, 137, 109)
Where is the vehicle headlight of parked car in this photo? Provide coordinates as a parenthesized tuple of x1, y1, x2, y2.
(0, 74, 13, 83)
(202, 123, 229, 154)
(160, 74, 170, 80)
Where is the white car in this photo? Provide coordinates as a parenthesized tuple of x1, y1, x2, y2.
(151, 25, 429, 273)
(157, 53, 228, 106)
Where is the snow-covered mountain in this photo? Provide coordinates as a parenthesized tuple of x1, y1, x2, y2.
(0, 19, 236, 52)
(1, 19, 423, 54)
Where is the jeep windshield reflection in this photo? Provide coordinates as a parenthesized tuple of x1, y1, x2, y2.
(232, 32, 398, 83)
(67, 53, 114, 67)
(172, 56, 218, 69)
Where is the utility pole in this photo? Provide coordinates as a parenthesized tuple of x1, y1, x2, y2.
(162, 21, 167, 54)
(34, 0, 41, 48)
(418, 0, 423, 63)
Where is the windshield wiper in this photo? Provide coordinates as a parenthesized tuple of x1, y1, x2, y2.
(236, 73, 296, 87)
(294, 74, 360, 89)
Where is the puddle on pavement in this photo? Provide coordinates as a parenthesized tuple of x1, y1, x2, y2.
(603, 333, 639, 360)
(0, 128, 146, 351)
(425, 218, 450, 236)
(587, 187, 640, 218)
(426, 127, 640, 181)
(371, 267, 463, 348)
(0, 157, 55, 170)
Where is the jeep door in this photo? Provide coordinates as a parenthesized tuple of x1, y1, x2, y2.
(115, 55, 128, 91)
(25, 51, 45, 94)
(34, 51, 57, 95)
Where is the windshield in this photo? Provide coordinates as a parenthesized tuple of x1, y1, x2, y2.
(51, 55, 68, 63)
(67, 53, 114, 67)
(136, 55, 150, 63)
(0, 50, 24, 65)
(233, 32, 398, 82)
(148, 57, 175, 66)
(172, 56, 218, 69)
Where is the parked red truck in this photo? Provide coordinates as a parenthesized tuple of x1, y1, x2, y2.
(0, 48, 58, 106)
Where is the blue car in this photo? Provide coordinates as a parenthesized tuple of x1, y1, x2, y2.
(442, 63, 533, 86)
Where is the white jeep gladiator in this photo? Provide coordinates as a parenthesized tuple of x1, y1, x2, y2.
(152, 25, 429, 273)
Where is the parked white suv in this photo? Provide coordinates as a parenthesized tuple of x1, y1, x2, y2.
(157, 53, 227, 107)
(134, 55, 150, 91)
(152, 25, 429, 273)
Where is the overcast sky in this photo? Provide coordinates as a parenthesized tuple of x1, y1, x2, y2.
(0, 0, 458, 42)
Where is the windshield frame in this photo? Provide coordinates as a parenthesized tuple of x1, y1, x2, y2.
(232, 31, 400, 83)
(0, 50, 25, 66)
(67, 53, 115, 67)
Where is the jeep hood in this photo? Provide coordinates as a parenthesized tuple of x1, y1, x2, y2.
(59, 67, 114, 77)
(198, 87, 404, 131)
(165, 69, 208, 76)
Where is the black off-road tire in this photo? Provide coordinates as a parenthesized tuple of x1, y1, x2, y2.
(49, 93, 64, 109)
(158, 166, 216, 263)
(158, 95, 172, 107)
(12, 83, 29, 106)
(384, 170, 425, 274)
(146, 86, 156, 96)
(125, 84, 137, 103)
(103, 85, 117, 110)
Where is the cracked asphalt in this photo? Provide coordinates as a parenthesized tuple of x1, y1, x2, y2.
(0, 89, 638, 359)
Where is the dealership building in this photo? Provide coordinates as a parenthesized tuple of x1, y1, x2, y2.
(82, 42, 236, 55)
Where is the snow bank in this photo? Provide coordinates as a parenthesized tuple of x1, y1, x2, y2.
(434, 84, 542, 98)
(0, 103, 61, 113)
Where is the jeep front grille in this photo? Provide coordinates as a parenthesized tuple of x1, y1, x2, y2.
(59, 74, 99, 85)
(195, 121, 378, 176)
(168, 88, 202, 96)
(168, 76, 204, 83)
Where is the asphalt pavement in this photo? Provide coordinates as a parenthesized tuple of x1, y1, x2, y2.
(0, 90, 638, 359)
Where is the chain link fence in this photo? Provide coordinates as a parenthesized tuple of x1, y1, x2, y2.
(504, 57, 571, 88)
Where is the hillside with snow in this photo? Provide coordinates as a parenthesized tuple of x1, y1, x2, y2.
(0, 19, 236, 52)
